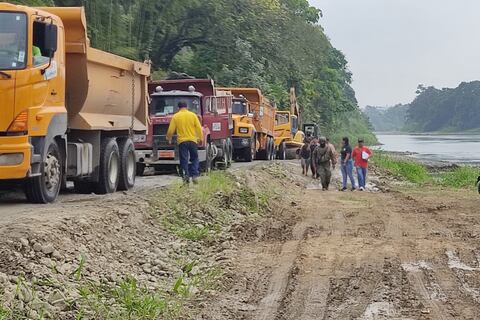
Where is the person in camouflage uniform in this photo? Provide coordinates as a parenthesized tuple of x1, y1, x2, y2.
(312, 137, 337, 190)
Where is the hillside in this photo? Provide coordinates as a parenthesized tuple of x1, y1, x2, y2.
(11, 0, 376, 143)
(405, 82, 480, 132)
(364, 104, 408, 132)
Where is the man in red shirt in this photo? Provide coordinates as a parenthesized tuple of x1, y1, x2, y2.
(352, 138, 372, 191)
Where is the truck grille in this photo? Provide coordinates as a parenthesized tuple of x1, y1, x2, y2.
(153, 124, 176, 147)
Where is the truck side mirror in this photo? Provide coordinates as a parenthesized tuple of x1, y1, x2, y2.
(43, 24, 58, 58)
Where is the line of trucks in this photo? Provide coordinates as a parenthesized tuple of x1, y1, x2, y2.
(0, 3, 319, 203)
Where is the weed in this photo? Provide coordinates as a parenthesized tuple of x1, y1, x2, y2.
(438, 166, 479, 188)
(372, 153, 431, 184)
(72, 254, 86, 281)
(0, 304, 10, 320)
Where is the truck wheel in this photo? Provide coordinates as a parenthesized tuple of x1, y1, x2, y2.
(270, 138, 276, 160)
(136, 163, 146, 176)
(95, 138, 120, 194)
(118, 138, 136, 191)
(278, 141, 286, 160)
(226, 138, 233, 167)
(201, 143, 213, 173)
(244, 135, 255, 162)
(217, 140, 229, 170)
(25, 141, 63, 204)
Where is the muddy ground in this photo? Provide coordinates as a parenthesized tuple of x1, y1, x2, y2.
(0, 161, 479, 319)
(198, 162, 480, 320)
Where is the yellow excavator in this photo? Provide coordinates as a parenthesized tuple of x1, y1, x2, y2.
(274, 88, 305, 160)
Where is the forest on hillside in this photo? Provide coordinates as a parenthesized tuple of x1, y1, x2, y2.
(364, 82, 480, 133)
(12, 0, 376, 142)
(405, 82, 480, 133)
(363, 104, 408, 132)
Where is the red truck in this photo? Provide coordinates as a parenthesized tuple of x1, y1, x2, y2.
(134, 79, 233, 175)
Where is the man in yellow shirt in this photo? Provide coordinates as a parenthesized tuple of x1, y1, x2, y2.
(166, 101, 203, 183)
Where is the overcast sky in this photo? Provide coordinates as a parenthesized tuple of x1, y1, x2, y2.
(310, 0, 480, 107)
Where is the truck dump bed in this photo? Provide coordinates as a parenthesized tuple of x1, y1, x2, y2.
(39, 7, 150, 132)
(220, 88, 275, 136)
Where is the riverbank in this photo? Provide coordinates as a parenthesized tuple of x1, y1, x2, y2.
(372, 151, 479, 190)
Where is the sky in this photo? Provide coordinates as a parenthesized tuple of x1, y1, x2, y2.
(309, 0, 480, 107)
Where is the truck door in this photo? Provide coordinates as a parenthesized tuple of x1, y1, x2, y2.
(203, 96, 232, 141)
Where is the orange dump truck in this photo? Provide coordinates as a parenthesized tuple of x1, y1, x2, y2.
(219, 88, 276, 161)
(0, 4, 150, 203)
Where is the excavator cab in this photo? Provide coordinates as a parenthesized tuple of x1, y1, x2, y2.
(303, 123, 319, 139)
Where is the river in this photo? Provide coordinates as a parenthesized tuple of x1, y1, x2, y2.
(375, 133, 480, 165)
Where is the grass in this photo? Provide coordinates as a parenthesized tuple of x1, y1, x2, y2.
(372, 152, 431, 184)
(372, 152, 479, 189)
(151, 171, 271, 241)
(438, 166, 479, 188)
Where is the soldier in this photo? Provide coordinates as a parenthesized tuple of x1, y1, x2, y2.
(312, 137, 337, 190)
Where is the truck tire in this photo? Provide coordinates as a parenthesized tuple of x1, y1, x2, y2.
(217, 140, 229, 169)
(95, 138, 120, 194)
(244, 135, 256, 162)
(278, 141, 286, 160)
(201, 143, 213, 173)
(226, 138, 233, 167)
(269, 138, 276, 160)
(25, 141, 63, 204)
(118, 138, 136, 191)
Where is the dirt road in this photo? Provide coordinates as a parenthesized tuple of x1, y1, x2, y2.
(0, 161, 262, 226)
(203, 162, 480, 320)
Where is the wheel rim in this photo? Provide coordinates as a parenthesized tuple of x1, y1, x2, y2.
(44, 152, 61, 193)
(127, 150, 135, 184)
(108, 152, 119, 186)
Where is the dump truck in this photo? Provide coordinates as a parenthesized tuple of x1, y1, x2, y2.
(219, 88, 276, 162)
(135, 79, 233, 174)
(0, 4, 150, 203)
(274, 88, 305, 160)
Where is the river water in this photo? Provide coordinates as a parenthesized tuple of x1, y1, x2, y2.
(375, 133, 480, 165)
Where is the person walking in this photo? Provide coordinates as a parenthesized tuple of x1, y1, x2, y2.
(166, 101, 203, 184)
(300, 138, 312, 176)
(340, 137, 356, 191)
(310, 138, 319, 178)
(312, 137, 337, 190)
(352, 138, 372, 191)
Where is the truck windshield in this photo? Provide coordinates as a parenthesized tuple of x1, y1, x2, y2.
(0, 12, 27, 70)
(150, 96, 201, 116)
(232, 101, 248, 115)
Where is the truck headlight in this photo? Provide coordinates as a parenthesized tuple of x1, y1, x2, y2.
(239, 127, 249, 134)
(0, 153, 24, 166)
(133, 134, 146, 143)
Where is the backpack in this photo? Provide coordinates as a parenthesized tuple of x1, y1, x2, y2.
(316, 146, 331, 164)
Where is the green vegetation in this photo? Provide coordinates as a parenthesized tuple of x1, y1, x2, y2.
(363, 104, 408, 132)
(405, 82, 480, 132)
(13, 0, 375, 140)
(372, 152, 479, 189)
(438, 166, 479, 188)
(151, 172, 270, 241)
(372, 153, 431, 184)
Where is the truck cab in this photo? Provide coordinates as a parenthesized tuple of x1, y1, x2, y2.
(0, 4, 150, 203)
(135, 79, 233, 174)
(230, 96, 257, 161)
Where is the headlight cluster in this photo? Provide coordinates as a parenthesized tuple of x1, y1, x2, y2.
(239, 127, 249, 134)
